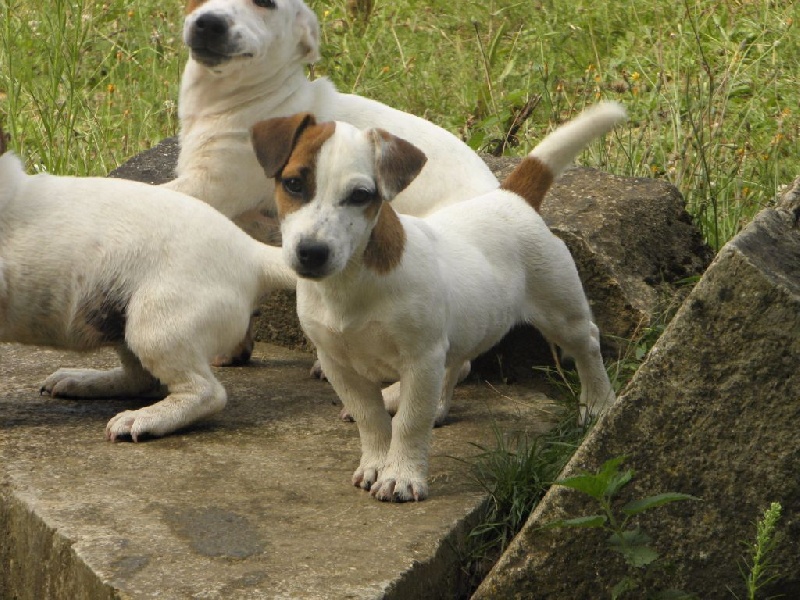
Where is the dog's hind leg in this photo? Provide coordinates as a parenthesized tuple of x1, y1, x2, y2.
(531, 312, 615, 424)
(41, 344, 160, 399)
(379, 358, 470, 424)
(433, 361, 466, 426)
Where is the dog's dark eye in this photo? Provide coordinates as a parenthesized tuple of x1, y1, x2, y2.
(282, 177, 304, 196)
(346, 188, 377, 207)
(253, 0, 276, 8)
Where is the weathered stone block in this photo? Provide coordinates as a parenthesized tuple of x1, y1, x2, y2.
(473, 191, 800, 599)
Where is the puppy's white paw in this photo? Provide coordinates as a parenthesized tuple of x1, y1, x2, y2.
(41, 368, 154, 399)
(309, 360, 327, 380)
(352, 464, 380, 491)
(106, 407, 175, 443)
(339, 406, 355, 422)
(370, 469, 428, 503)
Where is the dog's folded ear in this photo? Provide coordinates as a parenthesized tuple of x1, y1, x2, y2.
(251, 113, 317, 178)
(294, 2, 321, 64)
(368, 129, 427, 201)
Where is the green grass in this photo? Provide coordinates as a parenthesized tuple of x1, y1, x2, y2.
(1, 0, 796, 249)
(0, 0, 183, 175)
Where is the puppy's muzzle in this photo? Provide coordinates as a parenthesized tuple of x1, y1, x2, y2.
(187, 13, 240, 66)
(295, 239, 331, 279)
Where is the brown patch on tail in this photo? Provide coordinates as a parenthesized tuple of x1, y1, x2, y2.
(363, 202, 406, 274)
(500, 156, 554, 212)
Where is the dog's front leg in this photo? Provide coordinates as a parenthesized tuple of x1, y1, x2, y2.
(316, 351, 391, 492)
(372, 352, 446, 502)
(104, 363, 227, 442)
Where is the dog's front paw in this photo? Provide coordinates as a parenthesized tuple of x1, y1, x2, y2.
(41, 368, 153, 398)
(41, 369, 91, 397)
(370, 470, 428, 503)
(352, 464, 380, 491)
(106, 406, 185, 443)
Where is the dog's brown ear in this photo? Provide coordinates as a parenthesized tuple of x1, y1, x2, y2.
(368, 129, 427, 201)
(251, 113, 317, 178)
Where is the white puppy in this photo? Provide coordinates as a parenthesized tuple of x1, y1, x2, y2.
(250, 102, 625, 502)
(0, 130, 295, 441)
(167, 0, 498, 221)
(171, 0, 498, 368)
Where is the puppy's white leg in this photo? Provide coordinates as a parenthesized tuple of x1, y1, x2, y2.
(41, 345, 159, 398)
(317, 351, 391, 491)
(211, 317, 255, 367)
(372, 352, 445, 502)
(531, 312, 615, 424)
(105, 364, 226, 442)
(433, 361, 466, 427)
(378, 358, 469, 423)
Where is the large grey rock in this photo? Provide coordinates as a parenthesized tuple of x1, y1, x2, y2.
(0, 342, 555, 599)
(472, 192, 800, 599)
(110, 141, 711, 374)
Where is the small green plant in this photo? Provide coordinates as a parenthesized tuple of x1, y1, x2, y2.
(547, 457, 700, 599)
(457, 411, 586, 597)
(735, 502, 784, 600)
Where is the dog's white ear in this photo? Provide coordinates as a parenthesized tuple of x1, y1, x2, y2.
(294, 3, 320, 63)
(251, 113, 317, 178)
(368, 129, 427, 201)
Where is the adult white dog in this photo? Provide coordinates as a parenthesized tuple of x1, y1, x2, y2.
(0, 129, 296, 441)
(167, 0, 498, 222)
(169, 0, 500, 367)
(250, 102, 625, 502)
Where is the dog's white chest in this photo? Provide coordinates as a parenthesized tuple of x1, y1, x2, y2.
(303, 316, 402, 383)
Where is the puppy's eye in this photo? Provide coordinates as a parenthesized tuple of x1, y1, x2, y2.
(282, 177, 304, 196)
(346, 188, 377, 207)
(253, 0, 276, 8)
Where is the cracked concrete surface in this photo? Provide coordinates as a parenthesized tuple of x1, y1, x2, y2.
(1, 341, 556, 599)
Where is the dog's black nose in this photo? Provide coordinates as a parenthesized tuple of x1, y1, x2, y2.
(296, 240, 331, 275)
(193, 13, 229, 41)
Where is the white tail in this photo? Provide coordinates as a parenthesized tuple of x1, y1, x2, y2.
(530, 102, 627, 178)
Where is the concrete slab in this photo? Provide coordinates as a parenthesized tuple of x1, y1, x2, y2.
(1, 342, 555, 599)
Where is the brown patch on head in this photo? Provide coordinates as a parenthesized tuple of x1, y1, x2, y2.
(363, 202, 406, 274)
(368, 129, 427, 200)
(252, 113, 317, 178)
(185, 0, 210, 15)
(500, 156, 554, 212)
(255, 117, 336, 219)
(252, 114, 336, 218)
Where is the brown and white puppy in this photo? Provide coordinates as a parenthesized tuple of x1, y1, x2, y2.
(250, 103, 625, 502)
(0, 128, 296, 441)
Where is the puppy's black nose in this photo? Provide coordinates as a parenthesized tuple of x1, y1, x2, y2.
(192, 13, 229, 44)
(296, 240, 331, 275)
